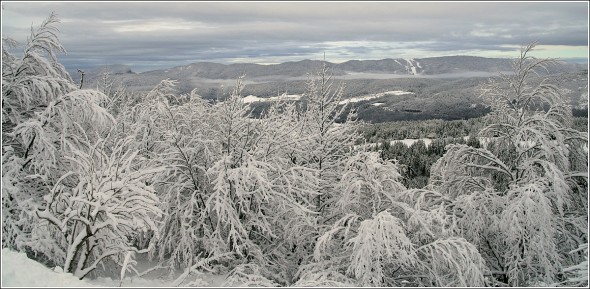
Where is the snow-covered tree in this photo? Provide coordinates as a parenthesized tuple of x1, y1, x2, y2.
(2, 13, 163, 281)
(429, 43, 588, 286)
(34, 136, 163, 279)
(95, 69, 134, 116)
(559, 243, 588, 287)
(203, 77, 324, 283)
(279, 62, 363, 281)
(286, 62, 488, 287)
(114, 76, 321, 285)
(112, 79, 216, 269)
(296, 61, 360, 215)
(122, 67, 412, 286)
(2, 13, 113, 257)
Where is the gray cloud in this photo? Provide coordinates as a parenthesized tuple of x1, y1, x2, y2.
(2, 2, 587, 72)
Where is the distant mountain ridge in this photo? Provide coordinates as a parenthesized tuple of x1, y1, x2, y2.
(70, 56, 587, 99)
(71, 55, 585, 85)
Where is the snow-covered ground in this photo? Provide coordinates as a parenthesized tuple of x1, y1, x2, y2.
(338, 90, 414, 105)
(236, 90, 414, 106)
(1, 248, 230, 287)
(393, 138, 435, 147)
(2, 248, 94, 287)
(362, 136, 482, 150)
(238, 91, 414, 106)
(241, 94, 301, 103)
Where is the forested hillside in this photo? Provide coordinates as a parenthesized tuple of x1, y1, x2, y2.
(2, 14, 588, 287)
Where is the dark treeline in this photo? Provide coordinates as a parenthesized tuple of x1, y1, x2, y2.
(372, 137, 482, 188)
(361, 116, 588, 144)
(359, 117, 485, 144)
(361, 116, 588, 189)
(573, 115, 588, 130)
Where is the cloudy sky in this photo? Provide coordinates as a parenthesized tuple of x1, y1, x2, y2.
(2, 1, 588, 72)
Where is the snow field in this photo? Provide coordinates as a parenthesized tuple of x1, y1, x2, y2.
(1, 248, 231, 287)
